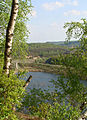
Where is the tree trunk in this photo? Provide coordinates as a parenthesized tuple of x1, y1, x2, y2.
(3, 0, 18, 76)
(78, 108, 87, 120)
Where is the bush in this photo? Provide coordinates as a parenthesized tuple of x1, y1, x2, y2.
(21, 73, 87, 120)
(0, 69, 25, 120)
(36, 102, 80, 120)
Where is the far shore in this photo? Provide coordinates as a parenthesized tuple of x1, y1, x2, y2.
(13, 58, 87, 80)
(13, 60, 69, 76)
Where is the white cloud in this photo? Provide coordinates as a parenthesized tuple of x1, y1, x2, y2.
(42, 2, 64, 11)
(72, 0, 78, 6)
(30, 10, 37, 17)
(56, 1, 64, 7)
(63, 0, 78, 6)
(42, 0, 78, 11)
(64, 10, 80, 16)
(64, 10, 87, 16)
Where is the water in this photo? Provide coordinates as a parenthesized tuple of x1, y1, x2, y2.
(25, 72, 87, 90)
(23, 72, 87, 114)
(25, 72, 59, 90)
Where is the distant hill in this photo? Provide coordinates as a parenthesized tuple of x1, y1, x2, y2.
(27, 42, 69, 57)
(27, 41, 80, 57)
(46, 41, 80, 47)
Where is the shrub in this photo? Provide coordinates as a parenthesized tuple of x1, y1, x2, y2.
(0, 69, 25, 120)
(36, 102, 80, 120)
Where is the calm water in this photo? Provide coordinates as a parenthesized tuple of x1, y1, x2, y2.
(25, 72, 59, 90)
(25, 72, 87, 90)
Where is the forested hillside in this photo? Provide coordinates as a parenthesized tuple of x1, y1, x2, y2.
(47, 40, 79, 46)
(27, 43, 69, 57)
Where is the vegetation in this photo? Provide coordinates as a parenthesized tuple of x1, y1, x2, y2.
(27, 43, 69, 57)
(0, 69, 25, 120)
(18, 62, 66, 75)
(20, 19, 87, 120)
(0, 0, 32, 58)
(0, 0, 32, 119)
(47, 40, 79, 47)
(0, 0, 87, 119)
(20, 75, 85, 119)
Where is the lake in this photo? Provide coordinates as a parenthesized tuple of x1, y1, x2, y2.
(25, 72, 87, 90)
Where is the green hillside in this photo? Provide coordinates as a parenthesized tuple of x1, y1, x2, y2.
(27, 42, 69, 57)
(47, 40, 79, 46)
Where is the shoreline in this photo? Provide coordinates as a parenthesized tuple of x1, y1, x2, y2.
(14, 62, 87, 80)
(16, 62, 67, 76)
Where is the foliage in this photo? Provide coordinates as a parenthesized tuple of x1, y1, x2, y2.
(64, 19, 87, 40)
(45, 19, 87, 79)
(20, 69, 87, 119)
(0, 68, 25, 120)
(0, 0, 32, 119)
(51, 75, 87, 108)
(1, 2, 87, 118)
(19, 18, 87, 120)
(20, 74, 86, 119)
(63, 19, 87, 79)
(64, 18, 87, 63)
(36, 102, 80, 120)
(0, 0, 32, 58)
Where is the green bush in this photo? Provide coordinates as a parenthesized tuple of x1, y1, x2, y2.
(21, 73, 87, 120)
(36, 102, 80, 120)
(0, 69, 25, 120)
(21, 86, 81, 120)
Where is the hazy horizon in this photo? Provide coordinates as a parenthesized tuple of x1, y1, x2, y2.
(27, 40, 78, 44)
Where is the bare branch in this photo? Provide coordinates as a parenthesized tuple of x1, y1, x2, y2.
(23, 75, 32, 89)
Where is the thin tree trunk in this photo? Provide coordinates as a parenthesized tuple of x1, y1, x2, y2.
(3, 0, 18, 76)
(23, 75, 32, 89)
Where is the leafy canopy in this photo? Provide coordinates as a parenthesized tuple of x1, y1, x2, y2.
(0, 0, 32, 58)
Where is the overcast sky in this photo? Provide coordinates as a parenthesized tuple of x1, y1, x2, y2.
(27, 0, 87, 43)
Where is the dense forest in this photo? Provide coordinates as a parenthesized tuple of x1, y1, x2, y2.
(27, 43, 69, 57)
(0, 0, 87, 120)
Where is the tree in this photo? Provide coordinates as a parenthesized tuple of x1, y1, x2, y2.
(64, 19, 87, 49)
(0, 0, 32, 75)
(0, 0, 32, 59)
(3, 0, 19, 75)
(64, 18, 87, 120)
(0, 0, 32, 119)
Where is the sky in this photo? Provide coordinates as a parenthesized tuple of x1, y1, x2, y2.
(27, 0, 87, 43)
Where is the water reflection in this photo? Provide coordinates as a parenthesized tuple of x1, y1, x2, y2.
(24, 72, 87, 90)
(25, 72, 58, 90)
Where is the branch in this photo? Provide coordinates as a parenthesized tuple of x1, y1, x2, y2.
(23, 75, 32, 89)
(12, 75, 32, 111)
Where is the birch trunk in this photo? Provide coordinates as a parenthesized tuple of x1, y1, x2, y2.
(78, 109, 87, 120)
(3, 0, 18, 76)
